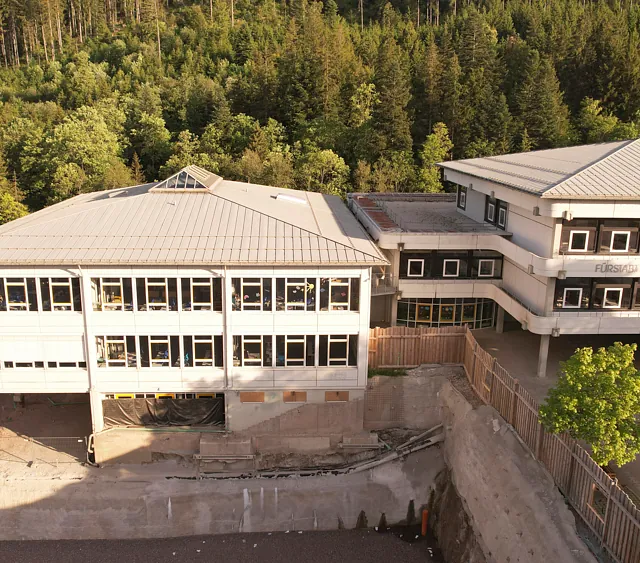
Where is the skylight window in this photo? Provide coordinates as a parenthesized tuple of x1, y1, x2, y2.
(154, 170, 208, 191)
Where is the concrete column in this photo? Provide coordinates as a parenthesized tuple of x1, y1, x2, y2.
(89, 389, 104, 433)
(390, 295, 398, 326)
(537, 334, 550, 379)
(496, 306, 505, 334)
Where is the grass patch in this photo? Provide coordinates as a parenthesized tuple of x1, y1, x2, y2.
(368, 368, 407, 378)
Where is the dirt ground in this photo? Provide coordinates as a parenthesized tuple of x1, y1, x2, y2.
(0, 393, 92, 438)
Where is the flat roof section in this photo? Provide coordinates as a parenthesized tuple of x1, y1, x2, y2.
(349, 193, 505, 235)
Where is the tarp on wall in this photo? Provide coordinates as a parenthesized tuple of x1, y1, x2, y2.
(102, 398, 224, 428)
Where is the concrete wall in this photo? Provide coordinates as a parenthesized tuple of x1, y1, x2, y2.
(364, 369, 449, 431)
(440, 380, 596, 563)
(501, 258, 550, 313)
(0, 448, 445, 539)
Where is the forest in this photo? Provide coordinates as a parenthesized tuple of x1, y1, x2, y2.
(1, 0, 640, 223)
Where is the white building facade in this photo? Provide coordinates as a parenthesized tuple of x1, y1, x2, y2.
(349, 139, 640, 377)
(0, 167, 386, 438)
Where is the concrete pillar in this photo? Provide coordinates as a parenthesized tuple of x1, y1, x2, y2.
(390, 295, 398, 326)
(89, 388, 104, 434)
(537, 334, 550, 378)
(496, 306, 505, 334)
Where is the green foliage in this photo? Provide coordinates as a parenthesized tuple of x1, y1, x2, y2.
(419, 122, 453, 193)
(1, 0, 640, 210)
(0, 191, 28, 225)
(540, 343, 640, 467)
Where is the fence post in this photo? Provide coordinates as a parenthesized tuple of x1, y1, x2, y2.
(535, 422, 544, 461)
(600, 478, 617, 547)
(489, 358, 497, 405)
(469, 342, 478, 388)
(510, 380, 519, 427)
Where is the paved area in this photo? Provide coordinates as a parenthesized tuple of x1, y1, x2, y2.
(473, 327, 640, 504)
(473, 328, 640, 404)
(0, 530, 444, 563)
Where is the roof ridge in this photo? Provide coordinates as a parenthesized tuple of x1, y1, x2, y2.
(540, 138, 638, 198)
(211, 190, 386, 263)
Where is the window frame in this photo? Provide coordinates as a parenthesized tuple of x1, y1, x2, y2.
(149, 335, 171, 367)
(407, 259, 425, 278)
(497, 204, 507, 229)
(101, 278, 124, 311)
(562, 288, 583, 309)
(603, 287, 623, 309)
(442, 259, 460, 278)
(277, 334, 309, 367)
(568, 230, 590, 252)
(4, 278, 30, 311)
(233, 335, 272, 367)
(48, 278, 73, 311)
(485, 198, 496, 223)
(232, 277, 272, 312)
(96, 335, 137, 368)
(609, 231, 631, 253)
(146, 278, 169, 311)
(320, 277, 357, 312)
(181, 277, 222, 311)
(457, 186, 467, 210)
(477, 259, 495, 278)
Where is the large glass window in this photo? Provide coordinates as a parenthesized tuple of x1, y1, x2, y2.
(275, 278, 316, 311)
(319, 278, 360, 311)
(231, 278, 272, 311)
(276, 335, 316, 366)
(139, 335, 180, 367)
(183, 335, 223, 367)
(92, 278, 134, 311)
(40, 277, 82, 311)
(397, 298, 496, 329)
(96, 336, 137, 368)
(136, 278, 178, 311)
(181, 278, 223, 311)
(592, 283, 632, 310)
(318, 334, 358, 367)
(232, 335, 273, 367)
(0, 277, 38, 311)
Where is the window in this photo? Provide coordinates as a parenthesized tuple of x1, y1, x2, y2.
(318, 335, 358, 367)
(497, 202, 507, 229)
(562, 288, 583, 309)
(603, 288, 623, 309)
(96, 336, 137, 368)
(275, 278, 316, 311)
(284, 391, 307, 403)
(397, 298, 495, 329)
(276, 335, 316, 367)
(181, 278, 223, 311)
(231, 278, 272, 311)
(609, 231, 631, 252)
(138, 335, 180, 367)
(136, 278, 178, 311)
(477, 259, 495, 278)
(1, 278, 38, 311)
(182, 335, 223, 367)
(485, 198, 496, 223)
(443, 259, 460, 277)
(319, 278, 360, 312)
(438, 303, 456, 322)
(457, 186, 466, 210)
(568, 231, 590, 252)
(92, 278, 134, 311)
(41, 277, 82, 311)
(461, 303, 476, 322)
(407, 259, 425, 278)
(233, 335, 272, 367)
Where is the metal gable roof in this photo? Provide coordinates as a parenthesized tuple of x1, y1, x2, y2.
(0, 169, 387, 267)
(438, 139, 640, 200)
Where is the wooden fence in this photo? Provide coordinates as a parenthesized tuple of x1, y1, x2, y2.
(368, 325, 640, 562)
(462, 329, 640, 563)
(368, 326, 466, 369)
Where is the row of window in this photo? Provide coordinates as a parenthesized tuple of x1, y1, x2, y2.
(95, 334, 359, 369)
(455, 187, 508, 230)
(0, 276, 362, 314)
(0, 277, 82, 312)
(1, 361, 86, 369)
(104, 393, 223, 399)
(397, 298, 496, 329)
(231, 277, 360, 312)
(554, 278, 640, 310)
(400, 251, 503, 280)
(560, 220, 640, 255)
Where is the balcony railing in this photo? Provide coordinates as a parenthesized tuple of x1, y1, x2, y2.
(371, 273, 397, 296)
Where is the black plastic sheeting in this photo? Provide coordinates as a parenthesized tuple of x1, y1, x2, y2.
(103, 398, 224, 428)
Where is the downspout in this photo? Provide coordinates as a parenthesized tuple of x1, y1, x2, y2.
(222, 265, 230, 431)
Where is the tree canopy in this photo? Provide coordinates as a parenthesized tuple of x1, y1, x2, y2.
(1, 0, 640, 215)
(540, 343, 640, 467)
